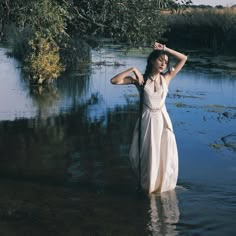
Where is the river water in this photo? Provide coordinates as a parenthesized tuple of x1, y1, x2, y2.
(0, 45, 236, 235)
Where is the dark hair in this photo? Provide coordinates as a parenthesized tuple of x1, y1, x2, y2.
(143, 50, 170, 84)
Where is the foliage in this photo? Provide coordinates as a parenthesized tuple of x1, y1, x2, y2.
(60, 35, 91, 71)
(1, 0, 192, 84)
(104, 0, 167, 46)
(25, 33, 64, 84)
(70, 0, 192, 47)
(4, 24, 33, 60)
(0, 0, 10, 39)
(7, 0, 69, 40)
(3, 0, 69, 84)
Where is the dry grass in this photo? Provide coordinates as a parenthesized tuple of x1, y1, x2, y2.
(161, 6, 236, 15)
(162, 6, 236, 54)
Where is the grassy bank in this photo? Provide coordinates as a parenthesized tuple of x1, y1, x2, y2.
(164, 7, 236, 55)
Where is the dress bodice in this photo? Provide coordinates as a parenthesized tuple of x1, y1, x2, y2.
(143, 76, 168, 110)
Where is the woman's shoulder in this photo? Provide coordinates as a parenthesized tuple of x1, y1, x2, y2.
(161, 74, 170, 87)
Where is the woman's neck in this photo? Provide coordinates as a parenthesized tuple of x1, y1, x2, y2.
(150, 73, 160, 81)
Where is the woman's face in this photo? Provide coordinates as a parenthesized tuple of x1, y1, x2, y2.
(152, 54, 168, 73)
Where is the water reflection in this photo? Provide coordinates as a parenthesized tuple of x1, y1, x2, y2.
(148, 190, 180, 236)
(57, 70, 92, 102)
(1, 45, 236, 236)
(0, 101, 138, 190)
(1, 45, 236, 122)
(0, 116, 70, 180)
(28, 71, 94, 119)
(0, 46, 94, 121)
(29, 84, 60, 117)
(65, 103, 139, 189)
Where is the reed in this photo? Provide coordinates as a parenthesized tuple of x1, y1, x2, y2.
(164, 7, 236, 54)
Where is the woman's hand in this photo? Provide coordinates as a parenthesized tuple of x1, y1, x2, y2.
(153, 42, 165, 51)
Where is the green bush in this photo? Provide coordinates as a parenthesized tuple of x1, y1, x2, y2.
(24, 33, 64, 84)
(4, 0, 69, 84)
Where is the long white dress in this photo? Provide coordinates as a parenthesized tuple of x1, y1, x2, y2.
(129, 76, 178, 193)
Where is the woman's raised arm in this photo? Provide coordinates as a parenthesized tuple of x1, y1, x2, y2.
(110, 67, 144, 85)
(153, 42, 188, 83)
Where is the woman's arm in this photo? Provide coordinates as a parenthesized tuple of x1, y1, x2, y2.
(110, 67, 144, 85)
(153, 42, 188, 83)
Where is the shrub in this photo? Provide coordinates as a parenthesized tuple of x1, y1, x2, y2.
(24, 33, 64, 84)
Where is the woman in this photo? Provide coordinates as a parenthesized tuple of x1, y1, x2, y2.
(111, 42, 187, 193)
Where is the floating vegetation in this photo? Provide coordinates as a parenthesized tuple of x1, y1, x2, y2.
(204, 104, 236, 120)
(187, 55, 236, 74)
(169, 93, 203, 100)
(210, 133, 236, 152)
(174, 102, 192, 108)
(92, 60, 125, 67)
(209, 143, 224, 150)
(206, 104, 236, 110)
(122, 47, 152, 56)
(221, 133, 236, 152)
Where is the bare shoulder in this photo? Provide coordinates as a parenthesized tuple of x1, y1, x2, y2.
(162, 65, 180, 85)
(162, 73, 171, 86)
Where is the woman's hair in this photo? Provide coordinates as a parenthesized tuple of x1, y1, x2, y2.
(143, 50, 170, 83)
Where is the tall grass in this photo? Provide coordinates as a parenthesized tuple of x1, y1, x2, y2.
(164, 7, 236, 55)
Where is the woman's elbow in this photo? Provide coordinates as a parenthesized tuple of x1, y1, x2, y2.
(183, 54, 188, 62)
(180, 55, 188, 66)
(110, 78, 116, 84)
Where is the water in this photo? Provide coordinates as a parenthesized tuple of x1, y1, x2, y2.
(0, 46, 236, 235)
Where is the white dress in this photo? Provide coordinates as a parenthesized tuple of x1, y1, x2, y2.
(129, 76, 178, 193)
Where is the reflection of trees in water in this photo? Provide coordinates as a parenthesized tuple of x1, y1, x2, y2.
(28, 66, 92, 119)
(148, 190, 180, 236)
(29, 84, 60, 114)
(107, 104, 138, 149)
(0, 115, 69, 180)
(57, 68, 92, 101)
(67, 102, 139, 187)
(0, 101, 140, 188)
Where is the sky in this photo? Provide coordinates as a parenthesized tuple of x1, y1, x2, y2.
(191, 0, 236, 6)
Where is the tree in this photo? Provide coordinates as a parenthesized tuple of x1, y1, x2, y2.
(4, 0, 69, 84)
(0, 0, 10, 39)
(70, 0, 192, 46)
(2, 0, 192, 84)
